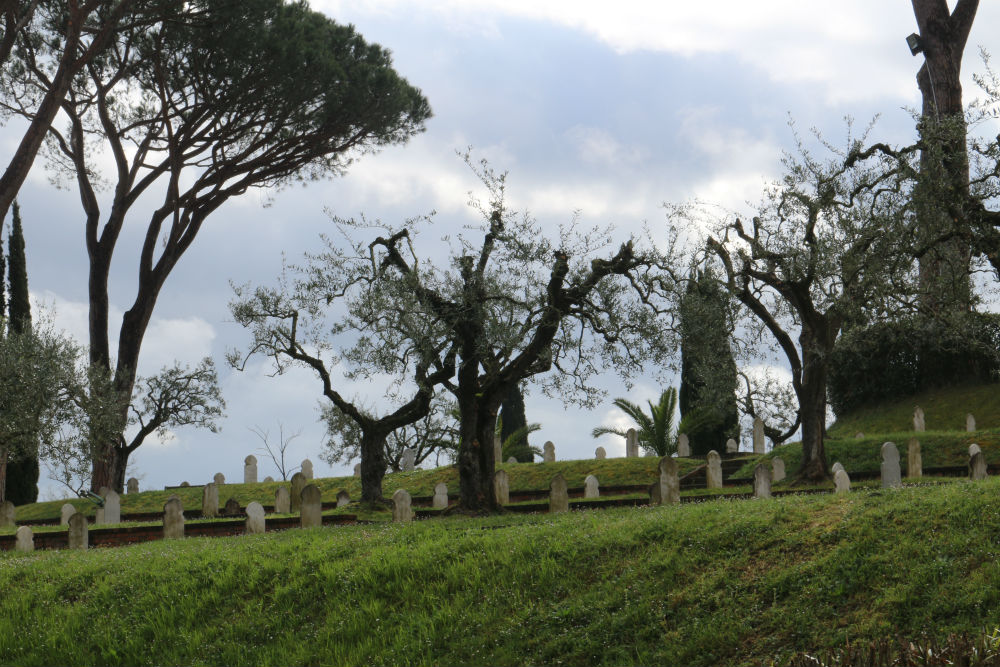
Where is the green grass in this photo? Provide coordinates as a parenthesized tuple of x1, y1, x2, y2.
(13, 457, 704, 522)
(4, 480, 1000, 665)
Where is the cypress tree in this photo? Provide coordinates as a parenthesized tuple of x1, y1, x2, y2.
(678, 268, 739, 456)
(5, 201, 39, 505)
(499, 383, 533, 462)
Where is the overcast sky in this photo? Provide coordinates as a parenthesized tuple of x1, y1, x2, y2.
(6, 1, 1000, 499)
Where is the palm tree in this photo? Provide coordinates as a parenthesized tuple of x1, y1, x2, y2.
(592, 388, 679, 457)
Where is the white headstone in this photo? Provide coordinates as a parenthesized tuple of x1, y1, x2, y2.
(970, 451, 988, 481)
(706, 450, 723, 489)
(392, 489, 413, 522)
(753, 417, 765, 454)
(725, 438, 738, 454)
(300, 484, 322, 528)
(625, 429, 639, 458)
(14, 525, 33, 552)
(543, 441, 555, 463)
(831, 462, 845, 476)
(432, 483, 448, 509)
(658, 456, 680, 505)
(676, 433, 690, 457)
(771, 457, 786, 483)
(245, 501, 266, 535)
(595, 446, 606, 460)
(163, 497, 184, 539)
(834, 469, 851, 493)
(913, 406, 925, 432)
(907, 438, 922, 478)
(60, 503, 75, 526)
(95, 507, 104, 525)
(336, 490, 351, 508)
(969, 443, 982, 458)
(274, 486, 291, 514)
(126, 477, 139, 494)
(103, 489, 121, 525)
(300, 458, 314, 481)
(493, 470, 510, 505)
(967, 413, 976, 432)
(549, 474, 569, 513)
(881, 441, 902, 489)
(68, 512, 88, 550)
(244, 455, 258, 484)
(400, 449, 416, 472)
(584, 474, 599, 499)
(202, 482, 219, 518)
(753, 463, 771, 499)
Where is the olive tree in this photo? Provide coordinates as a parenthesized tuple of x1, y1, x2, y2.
(6, 0, 430, 492)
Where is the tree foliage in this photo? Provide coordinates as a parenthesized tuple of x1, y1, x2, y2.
(592, 388, 679, 457)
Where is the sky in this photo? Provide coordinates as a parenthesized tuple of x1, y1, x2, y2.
(5, 1, 1000, 499)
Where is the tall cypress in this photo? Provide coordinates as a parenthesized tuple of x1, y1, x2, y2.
(679, 267, 739, 456)
(499, 382, 532, 462)
(5, 201, 39, 505)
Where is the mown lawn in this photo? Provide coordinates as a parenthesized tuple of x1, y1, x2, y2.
(3, 478, 1000, 666)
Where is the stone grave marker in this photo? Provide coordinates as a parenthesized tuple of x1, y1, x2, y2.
(855, 432, 865, 439)
(15, 526, 33, 552)
(913, 406, 925, 432)
(213, 472, 225, 486)
(433, 483, 449, 509)
(263, 476, 274, 483)
(68, 512, 88, 550)
(60, 503, 75, 526)
(126, 478, 139, 494)
(493, 470, 510, 505)
(772, 457, 786, 483)
(274, 486, 291, 514)
(726, 438, 738, 454)
(584, 474, 599, 499)
(300, 484, 322, 528)
(881, 442, 902, 488)
(244, 455, 258, 484)
(626, 429, 639, 458)
(753, 463, 772, 499)
(163, 497, 184, 539)
(908, 438, 922, 478)
(353, 464, 360, 477)
(0, 501, 14, 528)
(493, 434, 502, 465)
(970, 451, 988, 481)
(95, 507, 104, 525)
(222, 498, 241, 516)
(834, 469, 851, 493)
(245, 502, 265, 535)
(507, 457, 518, 464)
(543, 441, 556, 463)
(969, 443, 982, 458)
(706, 450, 723, 489)
(290, 472, 307, 512)
(104, 489, 121, 525)
(400, 449, 416, 472)
(677, 433, 691, 458)
(549, 473, 569, 513)
(301, 458, 314, 481)
(660, 456, 680, 505)
(180, 481, 190, 487)
(392, 489, 413, 523)
(967, 413, 976, 432)
(202, 482, 219, 518)
(336, 490, 351, 508)
(595, 446, 607, 460)
(753, 417, 765, 454)
(831, 461, 845, 476)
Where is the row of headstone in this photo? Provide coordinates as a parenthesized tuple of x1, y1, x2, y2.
(913, 406, 980, 433)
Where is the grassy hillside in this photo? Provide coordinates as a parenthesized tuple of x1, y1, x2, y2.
(14, 456, 704, 522)
(3, 480, 1000, 665)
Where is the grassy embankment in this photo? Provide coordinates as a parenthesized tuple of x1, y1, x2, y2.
(3, 479, 1000, 665)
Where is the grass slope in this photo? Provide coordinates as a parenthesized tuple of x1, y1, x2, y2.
(3, 480, 1000, 665)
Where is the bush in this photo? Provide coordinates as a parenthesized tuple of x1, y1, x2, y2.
(828, 313, 1000, 416)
